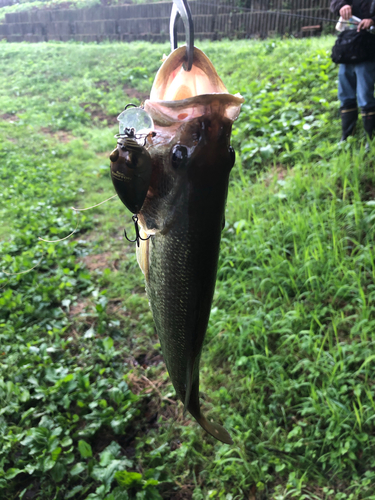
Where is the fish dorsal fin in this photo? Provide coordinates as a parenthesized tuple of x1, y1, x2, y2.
(136, 228, 150, 282)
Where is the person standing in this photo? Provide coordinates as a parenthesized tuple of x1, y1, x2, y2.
(330, 0, 375, 142)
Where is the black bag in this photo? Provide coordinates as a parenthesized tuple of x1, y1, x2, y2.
(331, 29, 375, 64)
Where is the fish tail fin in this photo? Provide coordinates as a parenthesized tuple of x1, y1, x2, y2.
(195, 413, 233, 445)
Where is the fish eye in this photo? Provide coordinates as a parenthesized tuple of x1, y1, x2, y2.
(229, 146, 236, 167)
(171, 145, 188, 170)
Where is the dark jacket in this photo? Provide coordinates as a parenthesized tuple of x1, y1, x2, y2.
(330, 0, 375, 22)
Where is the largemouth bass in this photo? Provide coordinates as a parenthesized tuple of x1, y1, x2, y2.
(136, 47, 243, 444)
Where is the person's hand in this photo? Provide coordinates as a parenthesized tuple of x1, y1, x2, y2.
(358, 18, 375, 31)
(340, 5, 352, 20)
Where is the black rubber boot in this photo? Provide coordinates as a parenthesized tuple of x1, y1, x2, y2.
(340, 107, 358, 141)
(361, 109, 375, 143)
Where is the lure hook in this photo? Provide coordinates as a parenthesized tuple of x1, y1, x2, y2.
(124, 215, 151, 248)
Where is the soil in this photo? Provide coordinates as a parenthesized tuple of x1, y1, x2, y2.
(264, 163, 289, 185)
(123, 86, 150, 103)
(39, 127, 74, 143)
(69, 299, 90, 318)
(0, 113, 19, 121)
(80, 251, 115, 272)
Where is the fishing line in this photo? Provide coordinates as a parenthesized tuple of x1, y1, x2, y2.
(71, 194, 118, 212)
(1, 213, 80, 278)
(1, 195, 119, 280)
(38, 209, 80, 243)
(2, 250, 45, 277)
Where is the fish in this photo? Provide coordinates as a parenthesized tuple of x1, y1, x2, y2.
(136, 46, 243, 444)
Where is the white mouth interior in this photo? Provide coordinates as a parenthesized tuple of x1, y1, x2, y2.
(146, 47, 244, 125)
(149, 47, 229, 102)
(155, 65, 225, 101)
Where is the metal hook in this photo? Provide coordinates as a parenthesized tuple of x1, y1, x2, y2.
(124, 215, 151, 248)
(170, 0, 194, 71)
(124, 103, 138, 111)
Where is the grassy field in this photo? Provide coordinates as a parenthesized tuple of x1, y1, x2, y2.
(1, 37, 375, 500)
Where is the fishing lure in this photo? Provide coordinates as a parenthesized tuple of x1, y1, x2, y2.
(109, 104, 154, 214)
(109, 104, 155, 246)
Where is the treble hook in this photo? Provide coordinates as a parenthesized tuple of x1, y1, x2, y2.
(124, 215, 151, 248)
(170, 0, 194, 71)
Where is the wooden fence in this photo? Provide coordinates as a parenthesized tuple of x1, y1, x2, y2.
(0, 0, 337, 43)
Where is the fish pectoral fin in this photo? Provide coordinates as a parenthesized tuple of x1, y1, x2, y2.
(195, 414, 233, 445)
(136, 228, 151, 282)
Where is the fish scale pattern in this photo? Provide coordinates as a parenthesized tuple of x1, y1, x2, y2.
(147, 229, 201, 402)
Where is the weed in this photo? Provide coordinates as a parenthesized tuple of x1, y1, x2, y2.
(1, 38, 375, 499)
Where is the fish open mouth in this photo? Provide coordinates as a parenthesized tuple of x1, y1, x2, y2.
(146, 46, 244, 125)
(150, 46, 229, 101)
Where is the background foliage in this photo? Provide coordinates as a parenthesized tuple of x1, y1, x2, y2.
(0, 0, 180, 22)
(1, 36, 375, 500)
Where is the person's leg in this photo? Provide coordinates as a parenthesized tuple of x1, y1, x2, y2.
(356, 61, 375, 140)
(338, 64, 358, 141)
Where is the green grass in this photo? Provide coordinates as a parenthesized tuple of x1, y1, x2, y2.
(1, 37, 375, 499)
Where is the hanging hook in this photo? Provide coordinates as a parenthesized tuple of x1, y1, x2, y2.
(124, 215, 151, 248)
(170, 0, 194, 71)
